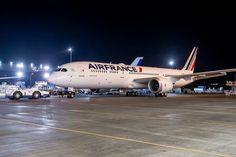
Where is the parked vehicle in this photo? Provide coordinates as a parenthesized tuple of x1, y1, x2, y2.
(6, 87, 50, 100)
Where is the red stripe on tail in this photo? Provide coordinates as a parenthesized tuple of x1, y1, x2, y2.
(190, 62, 195, 71)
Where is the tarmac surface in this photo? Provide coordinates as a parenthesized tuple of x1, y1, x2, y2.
(0, 94, 236, 157)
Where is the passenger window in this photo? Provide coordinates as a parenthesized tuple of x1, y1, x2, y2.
(61, 68, 68, 72)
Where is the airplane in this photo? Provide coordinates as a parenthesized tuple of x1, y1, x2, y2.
(50, 57, 144, 96)
(48, 47, 236, 97)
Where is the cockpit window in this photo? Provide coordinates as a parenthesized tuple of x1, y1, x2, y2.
(55, 67, 68, 72)
(55, 68, 61, 71)
(61, 68, 68, 72)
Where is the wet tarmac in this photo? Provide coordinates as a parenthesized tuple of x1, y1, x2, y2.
(0, 94, 236, 157)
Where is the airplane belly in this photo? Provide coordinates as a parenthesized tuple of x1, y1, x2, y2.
(70, 73, 128, 89)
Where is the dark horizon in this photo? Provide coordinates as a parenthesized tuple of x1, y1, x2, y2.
(0, 2, 235, 71)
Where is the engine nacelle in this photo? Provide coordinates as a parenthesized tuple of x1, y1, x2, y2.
(90, 89, 110, 93)
(148, 78, 173, 93)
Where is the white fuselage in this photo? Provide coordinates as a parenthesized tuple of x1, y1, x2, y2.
(48, 61, 194, 90)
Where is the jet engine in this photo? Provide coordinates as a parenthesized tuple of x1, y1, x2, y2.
(148, 78, 173, 93)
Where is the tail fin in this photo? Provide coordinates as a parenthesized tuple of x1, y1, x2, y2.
(182, 47, 198, 72)
(131, 57, 144, 66)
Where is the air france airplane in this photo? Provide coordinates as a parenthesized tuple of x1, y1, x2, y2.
(48, 47, 236, 96)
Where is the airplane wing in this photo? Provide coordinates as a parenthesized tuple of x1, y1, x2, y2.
(133, 68, 236, 83)
(166, 68, 236, 81)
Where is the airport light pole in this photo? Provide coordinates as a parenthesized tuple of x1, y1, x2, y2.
(68, 48, 73, 62)
(30, 72, 34, 87)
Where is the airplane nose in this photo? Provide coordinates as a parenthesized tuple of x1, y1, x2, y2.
(48, 73, 56, 84)
(47, 72, 68, 87)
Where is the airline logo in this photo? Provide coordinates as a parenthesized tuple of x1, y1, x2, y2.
(89, 63, 141, 73)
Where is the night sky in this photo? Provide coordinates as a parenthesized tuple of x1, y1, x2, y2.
(0, 2, 235, 72)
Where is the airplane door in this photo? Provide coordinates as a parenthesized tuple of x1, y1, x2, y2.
(68, 68, 76, 86)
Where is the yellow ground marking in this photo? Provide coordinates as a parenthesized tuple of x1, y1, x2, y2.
(0, 118, 232, 157)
